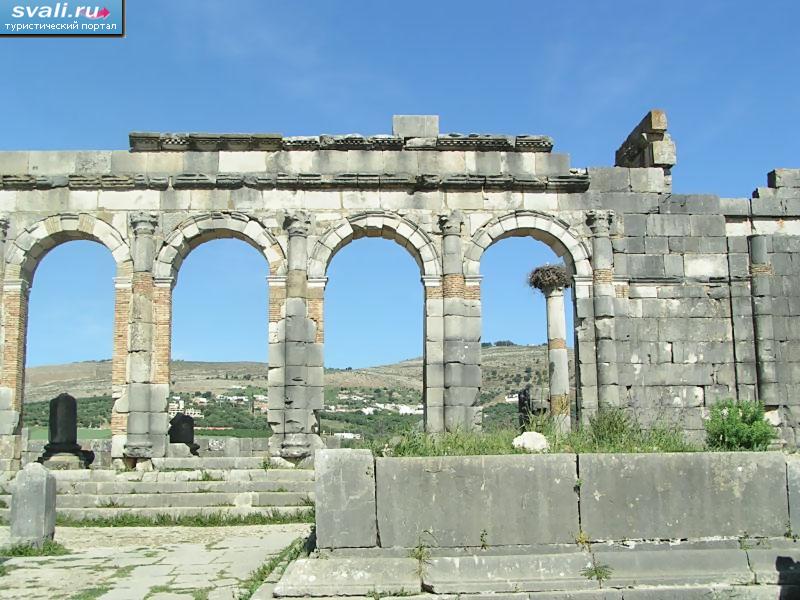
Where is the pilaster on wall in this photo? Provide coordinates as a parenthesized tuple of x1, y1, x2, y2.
(587, 210, 620, 409)
(110, 276, 132, 458)
(439, 211, 481, 431)
(422, 276, 445, 432)
(268, 213, 324, 460)
(123, 212, 168, 460)
(0, 277, 28, 470)
(749, 236, 778, 407)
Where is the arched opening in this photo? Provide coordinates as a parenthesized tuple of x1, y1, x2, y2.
(479, 236, 577, 431)
(170, 238, 271, 438)
(24, 240, 117, 448)
(321, 237, 424, 443)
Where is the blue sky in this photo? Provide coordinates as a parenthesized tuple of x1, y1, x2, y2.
(9, 1, 800, 367)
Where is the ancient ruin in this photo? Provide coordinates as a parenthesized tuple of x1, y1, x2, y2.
(0, 110, 798, 468)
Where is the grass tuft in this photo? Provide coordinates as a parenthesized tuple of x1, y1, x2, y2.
(1, 540, 70, 557)
(56, 509, 314, 528)
(70, 586, 112, 600)
(238, 537, 306, 600)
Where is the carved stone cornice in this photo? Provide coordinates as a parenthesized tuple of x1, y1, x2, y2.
(128, 132, 556, 153)
(0, 171, 591, 194)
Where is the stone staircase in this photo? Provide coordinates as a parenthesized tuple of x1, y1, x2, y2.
(0, 457, 315, 522)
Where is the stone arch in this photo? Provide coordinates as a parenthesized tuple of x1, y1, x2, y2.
(6, 213, 133, 282)
(308, 211, 441, 278)
(154, 212, 286, 281)
(463, 210, 592, 279)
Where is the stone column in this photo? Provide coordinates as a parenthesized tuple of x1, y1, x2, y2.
(544, 286, 571, 433)
(749, 235, 778, 406)
(586, 210, 620, 409)
(422, 275, 445, 432)
(123, 212, 168, 461)
(269, 212, 323, 461)
(529, 266, 572, 433)
(439, 211, 481, 431)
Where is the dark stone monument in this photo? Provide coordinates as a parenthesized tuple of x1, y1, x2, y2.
(517, 388, 531, 431)
(38, 393, 94, 469)
(169, 413, 200, 456)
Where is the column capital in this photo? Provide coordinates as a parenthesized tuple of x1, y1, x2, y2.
(421, 275, 443, 287)
(129, 212, 158, 236)
(114, 276, 133, 289)
(438, 210, 464, 236)
(308, 276, 328, 289)
(283, 211, 311, 237)
(586, 210, 613, 236)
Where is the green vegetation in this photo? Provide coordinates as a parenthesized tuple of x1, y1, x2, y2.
(581, 563, 613, 583)
(25, 396, 113, 428)
(358, 409, 695, 457)
(409, 530, 435, 579)
(70, 587, 112, 600)
(0, 563, 9, 578)
(705, 399, 775, 451)
(56, 509, 313, 528)
(0, 540, 70, 557)
(238, 537, 306, 600)
(28, 427, 111, 440)
(195, 428, 270, 438)
(197, 402, 270, 431)
(322, 410, 416, 440)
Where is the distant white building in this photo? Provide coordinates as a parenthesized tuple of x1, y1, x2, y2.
(333, 432, 361, 440)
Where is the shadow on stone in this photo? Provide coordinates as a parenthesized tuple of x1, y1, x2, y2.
(37, 393, 94, 469)
(776, 555, 800, 598)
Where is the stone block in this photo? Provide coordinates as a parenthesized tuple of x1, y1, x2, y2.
(375, 454, 578, 547)
(274, 557, 419, 597)
(588, 168, 630, 192)
(0, 410, 20, 435)
(315, 449, 378, 549)
(392, 114, 439, 138)
(629, 167, 666, 193)
(0, 151, 30, 173)
(769, 169, 800, 188)
(580, 453, 788, 540)
(28, 151, 76, 175)
(10, 462, 56, 547)
(684, 255, 729, 279)
(646, 214, 690, 236)
(596, 548, 752, 588)
(535, 153, 570, 175)
(423, 553, 596, 593)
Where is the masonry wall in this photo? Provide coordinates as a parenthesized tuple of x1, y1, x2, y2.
(0, 116, 796, 463)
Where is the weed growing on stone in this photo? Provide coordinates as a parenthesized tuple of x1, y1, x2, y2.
(0, 499, 6, 509)
(238, 537, 306, 600)
(200, 471, 221, 482)
(0, 563, 9, 578)
(581, 563, 612, 584)
(1, 540, 70, 557)
(144, 585, 173, 598)
(575, 530, 591, 549)
(56, 509, 314, 527)
(409, 529, 435, 579)
(69, 586, 112, 600)
(480, 529, 488, 550)
(192, 589, 210, 600)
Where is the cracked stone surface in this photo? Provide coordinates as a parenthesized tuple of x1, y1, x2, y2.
(0, 523, 311, 599)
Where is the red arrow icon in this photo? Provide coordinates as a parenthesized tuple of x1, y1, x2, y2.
(87, 7, 110, 19)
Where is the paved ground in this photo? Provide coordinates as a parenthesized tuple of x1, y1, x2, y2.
(0, 524, 312, 600)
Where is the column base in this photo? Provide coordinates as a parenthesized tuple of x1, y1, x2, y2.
(277, 433, 326, 463)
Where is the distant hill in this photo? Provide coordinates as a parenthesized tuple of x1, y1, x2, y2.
(24, 344, 573, 404)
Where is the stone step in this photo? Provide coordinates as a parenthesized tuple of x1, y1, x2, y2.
(151, 456, 270, 470)
(0, 467, 314, 490)
(14, 490, 312, 509)
(61, 479, 314, 495)
(0, 505, 311, 522)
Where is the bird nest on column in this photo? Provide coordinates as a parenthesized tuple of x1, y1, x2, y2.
(527, 264, 570, 291)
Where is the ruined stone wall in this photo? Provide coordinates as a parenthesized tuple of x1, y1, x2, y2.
(0, 112, 796, 464)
